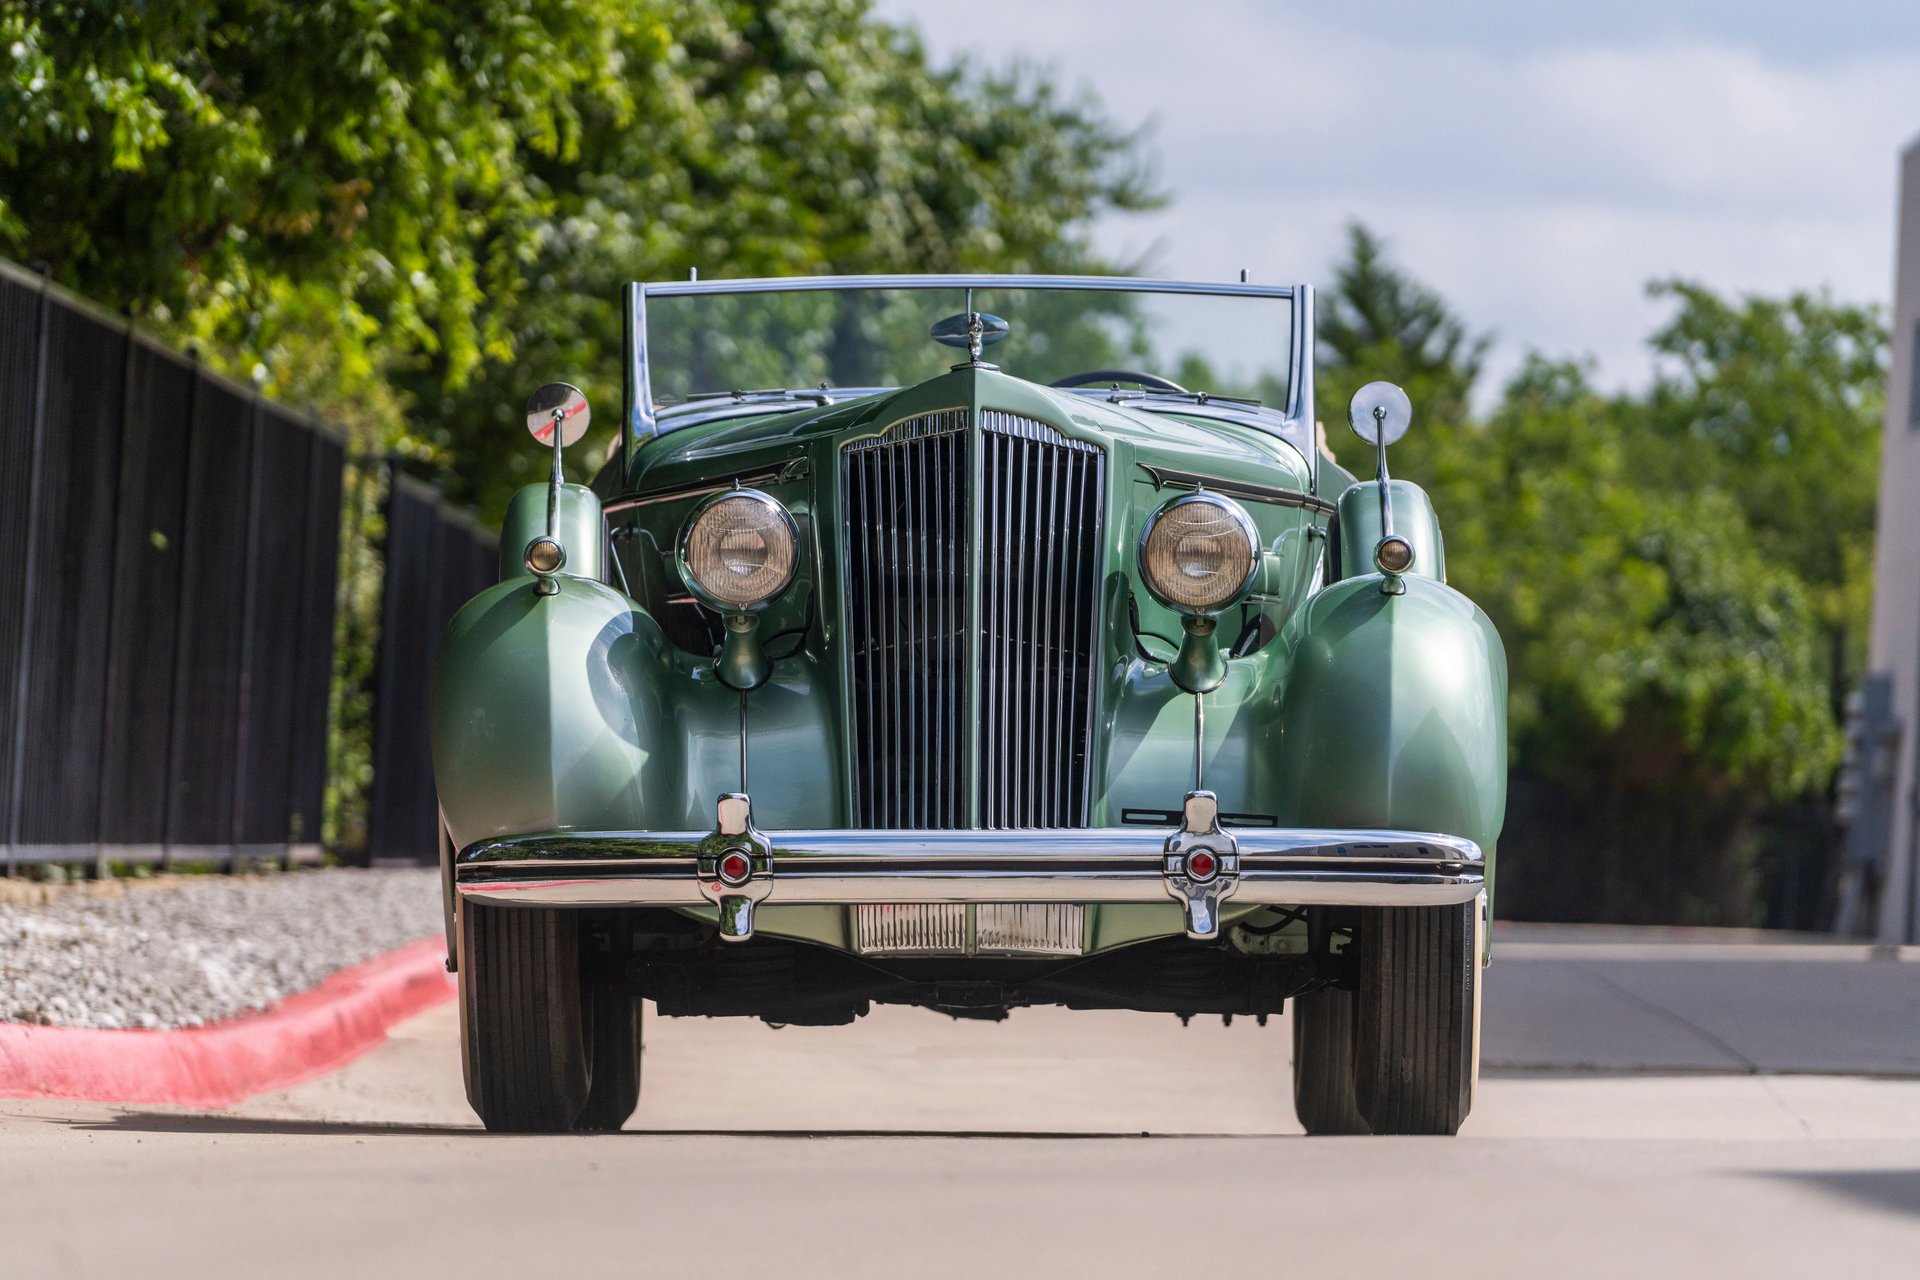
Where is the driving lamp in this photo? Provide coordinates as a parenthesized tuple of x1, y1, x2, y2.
(1374, 535, 1415, 576)
(524, 536, 566, 577)
(1138, 492, 1260, 615)
(679, 489, 800, 612)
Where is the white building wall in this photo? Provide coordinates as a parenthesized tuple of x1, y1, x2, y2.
(1868, 138, 1920, 942)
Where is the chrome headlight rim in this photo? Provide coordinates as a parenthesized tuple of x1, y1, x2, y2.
(676, 488, 801, 614)
(1137, 491, 1261, 617)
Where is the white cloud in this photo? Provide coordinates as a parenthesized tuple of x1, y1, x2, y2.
(876, 0, 1920, 404)
(1521, 44, 1917, 209)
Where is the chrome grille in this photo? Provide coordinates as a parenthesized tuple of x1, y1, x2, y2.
(842, 408, 1104, 830)
(844, 410, 970, 828)
(978, 412, 1104, 828)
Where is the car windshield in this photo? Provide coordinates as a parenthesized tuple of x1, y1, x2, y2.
(642, 280, 1295, 419)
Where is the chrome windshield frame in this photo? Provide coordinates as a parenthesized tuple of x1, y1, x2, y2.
(624, 274, 1318, 487)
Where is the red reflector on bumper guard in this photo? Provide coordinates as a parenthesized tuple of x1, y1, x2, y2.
(717, 850, 753, 884)
(1187, 850, 1218, 880)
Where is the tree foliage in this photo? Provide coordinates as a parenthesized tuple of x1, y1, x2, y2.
(0, 0, 1156, 507)
(1321, 228, 1886, 924)
(1446, 358, 1841, 796)
(1642, 281, 1885, 708)
(1319, 222, 1488, 445)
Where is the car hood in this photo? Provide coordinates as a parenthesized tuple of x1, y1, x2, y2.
(623, 366, 1315, 498)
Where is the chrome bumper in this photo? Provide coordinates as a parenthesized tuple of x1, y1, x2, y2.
(454, 793, 1484, 943)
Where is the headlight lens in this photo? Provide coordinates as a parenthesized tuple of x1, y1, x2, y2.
(1139, 493, 1260, 614)
(679, 490, 799, 610)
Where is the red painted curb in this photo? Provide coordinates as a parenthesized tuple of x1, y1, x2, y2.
(0, 935, 455, 1108)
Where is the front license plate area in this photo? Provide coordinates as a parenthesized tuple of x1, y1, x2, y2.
(855, 904, 1086, 957)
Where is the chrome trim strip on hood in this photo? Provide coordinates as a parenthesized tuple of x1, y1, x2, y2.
(1136, 464, 1338, 516)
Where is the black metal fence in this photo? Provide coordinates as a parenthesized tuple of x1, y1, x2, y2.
(0, 260, 496, 873)
(365, 474, 497, 864)
(0, 263, 340, 869)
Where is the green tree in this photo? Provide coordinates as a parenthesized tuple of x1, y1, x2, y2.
(1442, 357, 1849, 925)
(1641, 281, 1886, 714)
(1317, 221, 1489, 476)
(1315, 227, 1878, 925)
(411, 2, 1158, 509)
(0, 1, 633, 435)
(1458, 360, 1840, 786)
(0, 1, 1156, 511)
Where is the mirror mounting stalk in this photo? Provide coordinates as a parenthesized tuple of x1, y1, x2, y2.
(1348, 381, 1415, 596)
(522, 382, 592, 596)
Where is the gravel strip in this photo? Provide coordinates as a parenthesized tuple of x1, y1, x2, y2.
(0, 868, 442, 1030)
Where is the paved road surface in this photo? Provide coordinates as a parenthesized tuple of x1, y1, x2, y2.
(6, 931, 1920, 1278)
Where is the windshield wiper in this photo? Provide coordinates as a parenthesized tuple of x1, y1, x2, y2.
(1080, 387, 1264, 409)
(681, 387, 834, 405)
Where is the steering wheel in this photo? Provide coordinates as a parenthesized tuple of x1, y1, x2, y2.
(1049, 369, 1190, 393)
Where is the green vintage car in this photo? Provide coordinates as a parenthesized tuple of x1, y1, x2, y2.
(433, 274, 1506, 1135)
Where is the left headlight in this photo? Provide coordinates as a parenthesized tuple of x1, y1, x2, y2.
(1138, 491, 1259, 615)
(678, 489, 800, 612)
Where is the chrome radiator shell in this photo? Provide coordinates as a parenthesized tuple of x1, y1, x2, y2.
(841, 408, 1105, 832)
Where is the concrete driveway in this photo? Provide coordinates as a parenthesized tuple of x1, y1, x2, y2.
(5, 927, 1919, 1278)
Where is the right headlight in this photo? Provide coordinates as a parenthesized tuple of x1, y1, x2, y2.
(678, 489, 800, 612)
(1138, 492, 1260, 615)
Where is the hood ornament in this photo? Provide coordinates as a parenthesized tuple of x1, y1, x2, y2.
(930, 308, 1009, 368)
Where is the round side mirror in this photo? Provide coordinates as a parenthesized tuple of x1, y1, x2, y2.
(1347, 381, 1411, 446)
(526, 383, 591, 448)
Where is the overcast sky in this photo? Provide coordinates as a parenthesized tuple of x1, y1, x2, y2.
(875, 0, 1920, 401)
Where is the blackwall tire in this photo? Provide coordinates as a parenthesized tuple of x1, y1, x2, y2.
(573, 949, 643, 1133)
(1352, 901, 1479, 1136)
(1291, 986, 1370, 1135)
(460, 901, 590, 1133)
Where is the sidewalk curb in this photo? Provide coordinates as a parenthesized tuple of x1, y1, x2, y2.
(0, 936, 455, 1108)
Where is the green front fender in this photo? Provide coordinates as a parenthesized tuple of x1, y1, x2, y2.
(1271, 574, 1507, 887)
(432, 577, 679, 851)
(499, 481, 603, 582)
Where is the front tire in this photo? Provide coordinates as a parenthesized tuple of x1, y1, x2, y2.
(572, 932, 643, 1133)
(1352, 902, 1479, 1136)
(1291, 986, 1369, 1135)
(460, 901, 590, 1133)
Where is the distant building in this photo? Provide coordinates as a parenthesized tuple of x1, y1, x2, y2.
(1849, 137, 1920, 941)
